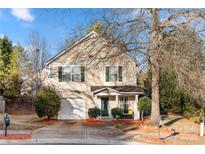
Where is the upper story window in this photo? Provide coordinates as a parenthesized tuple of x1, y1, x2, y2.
(58, 65, 85, 82)
(105, 66, 122, 82)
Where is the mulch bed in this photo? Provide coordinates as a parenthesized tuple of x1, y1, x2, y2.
(112, 119, 144, 124)
(130, 120, 205, 144)
(84, 119, 105, 126)
(135, 135, 205, 144)
(38, 119, 58, 125)
(84, 119, 144, 126)
(0, 134, 31, 140)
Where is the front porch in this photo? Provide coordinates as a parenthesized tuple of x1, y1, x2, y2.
(91, 86, 143, 120)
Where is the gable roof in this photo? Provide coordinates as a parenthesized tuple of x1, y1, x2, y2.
(46, 31, 97, 65)
(46, 31, 138, 65)
(91, 86, 143, 94)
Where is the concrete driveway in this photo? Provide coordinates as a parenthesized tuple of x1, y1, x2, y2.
(32, 120, 124, 140)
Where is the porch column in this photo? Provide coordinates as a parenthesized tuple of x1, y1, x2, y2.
(134, 95, 140, 119)
(94, 94, 100, 109)
(93, 94, 102, 119)
(116, 95, 119, 107)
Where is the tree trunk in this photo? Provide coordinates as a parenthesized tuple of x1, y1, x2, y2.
(141, 111, 144, 121)
(150, 8, 160, 125)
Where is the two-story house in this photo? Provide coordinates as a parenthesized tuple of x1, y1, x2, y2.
(42, 31, 143, 120)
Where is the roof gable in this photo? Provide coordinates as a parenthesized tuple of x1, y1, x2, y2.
(46, 31, 97, 65)
(46, 31, 138, 65)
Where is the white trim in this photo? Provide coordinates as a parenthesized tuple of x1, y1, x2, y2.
(134, 95, 140, 119)
(92, 87, 120, 95)
(92, 87, 107, 94)
(95, 92, 120, 96)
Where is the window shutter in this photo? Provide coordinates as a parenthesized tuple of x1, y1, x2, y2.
(58, 66, 62, 82)
(81, 66, 85, 82)
(106, 66, 110, 82)
(119, 66, 122, 82)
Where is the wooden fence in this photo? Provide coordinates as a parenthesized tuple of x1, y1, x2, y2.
(5, 96, 35, 115)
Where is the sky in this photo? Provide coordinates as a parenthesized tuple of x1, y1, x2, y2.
(0, 8, 92, 57)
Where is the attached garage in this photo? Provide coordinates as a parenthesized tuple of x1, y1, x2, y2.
(58, 97, 86, 120)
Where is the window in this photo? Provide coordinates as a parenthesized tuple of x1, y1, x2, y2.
(62, 65, 72, 82)
(119, 96, 129, 114)
(106, 66, 122, 82)
(110, 66, 118, 81)
(58, 65, 85, 82)
(72, 66, 81, 81)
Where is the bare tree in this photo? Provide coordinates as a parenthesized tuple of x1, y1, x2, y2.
(23, 30, 50, 95)
(49, 8, 205, 124)
(63, 8, 205, 124)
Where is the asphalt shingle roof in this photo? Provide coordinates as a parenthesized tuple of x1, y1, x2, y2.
(91, 85, 143, 93)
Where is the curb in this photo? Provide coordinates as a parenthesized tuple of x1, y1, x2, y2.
(0, 138, 148, 145)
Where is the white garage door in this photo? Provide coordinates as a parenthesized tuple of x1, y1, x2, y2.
(58, 98, 86, 120)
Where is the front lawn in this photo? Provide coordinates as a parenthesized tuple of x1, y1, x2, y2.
(113, 115, 205, 144)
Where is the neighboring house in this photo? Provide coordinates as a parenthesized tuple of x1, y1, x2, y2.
(42, 31, 143, 120)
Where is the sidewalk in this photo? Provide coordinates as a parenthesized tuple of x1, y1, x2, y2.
(0, 123, 149, 144)
(0, 130, 147, 144)
(0, 137, 148, 145)
(0, 130, 32, 134)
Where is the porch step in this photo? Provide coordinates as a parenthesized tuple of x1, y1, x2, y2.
(100, 117, 112, 121)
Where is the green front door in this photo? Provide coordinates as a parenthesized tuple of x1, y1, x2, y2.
(101, 97, 109, 116)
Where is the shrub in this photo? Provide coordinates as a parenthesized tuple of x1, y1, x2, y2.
(88, 107, 101, 119)
(35, 87, 61, 119)
(111, 107, 123, 119)
(138, 96, 151, 120)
